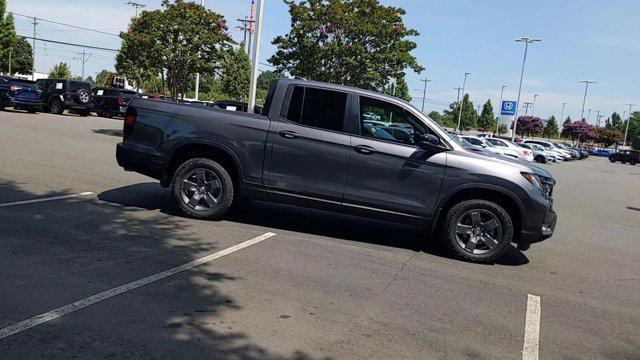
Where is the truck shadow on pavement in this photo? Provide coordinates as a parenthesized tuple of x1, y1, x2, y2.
(0, 179, 318, 359)
(98, 182, 529, 266)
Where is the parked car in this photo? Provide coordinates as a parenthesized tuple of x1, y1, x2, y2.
(590, 148, 614, 157)
(117, 78, 557, 263)
(519, 143, 556, 163)
(0, 76, 42, 113)
(450, 134, 500, 158)
(460, 135, 520, 159)
(91, 87, 136, 118)
(521, 139, 573, 161)
(485, 137, 534, 162)
(553, 142, 582, 159)
(609, 150, 640, 165)
(36, 79, 92, 116)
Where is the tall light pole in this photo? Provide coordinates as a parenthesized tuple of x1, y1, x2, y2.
(193, 0, 206, 100)
(456, 72, 471, 132)
(512, 37, 541, 141)
(523, 102, 533, 116)
(496, 85, 506, 134)
(419, 77, 431, 113)
(587, 108, 592, 123)
(531, 94, 538, 117)
(247, 0, 264, 113)
(31, 17, 38, 80)
(579, 80, 596, 120)
(624, 104, 637, 146)
(558, 102, 567, 140)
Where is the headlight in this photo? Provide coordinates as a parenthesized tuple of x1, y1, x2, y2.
(521, 172, 554, 198)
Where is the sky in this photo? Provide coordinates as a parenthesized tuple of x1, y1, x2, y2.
(7, 0, 640, 122)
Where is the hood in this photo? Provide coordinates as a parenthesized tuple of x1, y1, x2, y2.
(458, 148, 554, 180)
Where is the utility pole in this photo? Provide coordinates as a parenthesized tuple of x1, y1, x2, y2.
(523, 102, 533, 116)
(419, 77, 431, 113)
(596, 111, 604, 127)
(456, 72, 471, 132)
(579, 80, 596, 120)
(126, 2, 146, 17)
(496, 85, 506, 134)
(247, 0, 264, 113)
(587, 108, 592, 123)
(247, 0, 256, 59)
(194, 0, 205, 100)
(512, 36, 541, 141)
(237, 17, 253, 53)
(558, 102, 567, 139)
(75, 50, 92, 79)
(531, 94, 538, 117)
(454, 87, 462, 107)
(623, 104, 637, 146)
(31, 17, 38, 80)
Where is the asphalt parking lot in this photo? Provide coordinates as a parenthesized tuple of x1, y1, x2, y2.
(1, 110, 639, 359)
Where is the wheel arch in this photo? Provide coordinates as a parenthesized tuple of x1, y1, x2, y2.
(430, 184, 524, 240)
(164, 141, 243, 190)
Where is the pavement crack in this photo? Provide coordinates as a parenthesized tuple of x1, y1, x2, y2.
(378, 253, 416, 294)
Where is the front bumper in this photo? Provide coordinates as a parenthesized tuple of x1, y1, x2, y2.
(518, 199, 557, 250)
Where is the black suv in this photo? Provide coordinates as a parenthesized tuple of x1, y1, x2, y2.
(36, 79, 92, 116)
(609, 150, 640, 165)
(0, 76, 42, 113)
(91, 87, 139, 118)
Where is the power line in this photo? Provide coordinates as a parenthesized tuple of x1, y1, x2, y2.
(19, 36, 119, 52)
(12, 12, 120, 37)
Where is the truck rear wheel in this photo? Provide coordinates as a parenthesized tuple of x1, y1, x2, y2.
(171, 158, 234, 220)
(442, 199, 513, 263)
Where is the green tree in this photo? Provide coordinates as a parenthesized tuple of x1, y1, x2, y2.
(428, 110, 442, 124)
(383, 76, 411, 102)
(0, 9, 30, 75)
(2, 37, 33, 75)
(220, 46, 251, 101)
(117, 0, 231, 99)
(95, 69, 114, 86)
(609, 112, 624, 131)
(442, 94, 477, 130)
(627, 111, 640, 150)
(477, 99, 495, 131)
(257, 70, 280, 92)
(543, 115, 559, 138)
(269, 0, 423, 92)
(498, 123, 508, 135)
(48, 62, 72, 79)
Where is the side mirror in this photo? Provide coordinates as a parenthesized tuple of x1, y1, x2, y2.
(418, 134, 442, 150)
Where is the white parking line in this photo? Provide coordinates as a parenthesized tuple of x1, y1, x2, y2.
(522, 294, 541, 360)
(0, 232, 276, 340)
(0, 192, 94, 208)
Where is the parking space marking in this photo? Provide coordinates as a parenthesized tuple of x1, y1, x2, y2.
(0, 232, 276, 340)
(522, 294, 541, 360)
(0, 192, 94, 208)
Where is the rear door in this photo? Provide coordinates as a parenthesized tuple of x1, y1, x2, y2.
(343, 95, 447, 219)
(266, 85, 352, 203)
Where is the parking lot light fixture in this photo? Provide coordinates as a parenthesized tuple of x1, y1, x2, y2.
(579, 80, 596, 120)
(512, 37, 541, 142)
(624, 103, 637, 146)
(558, 102, 567, 139)
(456, 72, 471, 132)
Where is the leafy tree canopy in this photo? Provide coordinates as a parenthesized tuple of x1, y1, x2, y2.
(0, 9, 32, 75)
(257, 70, 281, 92)
(543, 115, 559, 138)
(220, 46, 251, 101)
(513, 116, 544, 137)
(269, 0, 423, 91)
(477, 99, 495, 131)
(382, 76, 411, 102)
(48, 62, 72, 79)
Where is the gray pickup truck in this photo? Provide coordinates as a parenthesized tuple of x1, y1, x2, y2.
(117, 78, 556, 262)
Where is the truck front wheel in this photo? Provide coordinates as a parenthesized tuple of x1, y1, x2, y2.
(171, 158, 234, 220)
(442, 199, 513, 263)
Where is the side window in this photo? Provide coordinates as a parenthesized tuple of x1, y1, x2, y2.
(487, 139, 506, 147)
(359, 96, 431, 146)
(282, 86, 348, 132)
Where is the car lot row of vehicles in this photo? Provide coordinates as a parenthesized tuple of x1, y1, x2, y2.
(450, 132, 589, 164)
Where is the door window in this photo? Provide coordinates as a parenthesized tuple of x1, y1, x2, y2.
(486, 139, 507, 147)
(281, 86, 348, 132)
(359, 96, 432, 146)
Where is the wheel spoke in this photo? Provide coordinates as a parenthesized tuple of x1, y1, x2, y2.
(182, 180, 197, 192)
(456, 223, 472, 235)
(480, 235, 498, 249)
(196, 169, 206, 185)
(188, 193, 202, 208)
(203, 193, 217, 207)
(470, 211, 481, 227)
(465, 237, 478, 251)
(207, 178, 221, 190)
(481, 219, 500, 232)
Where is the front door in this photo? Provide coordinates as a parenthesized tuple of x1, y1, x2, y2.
(343, 95, 447, 219)
(267, 85, 352, 203)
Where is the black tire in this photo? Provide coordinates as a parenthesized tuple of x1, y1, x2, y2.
(0, 100, 5, 111)
(442, 199, 513, 263)
(79, 109, 90, 117)
(609, 157, 615, 163)
(49, 98, 63, 115)
(630, 160, 637, 166)
(27, 107, 37, 114)
(171, 158, 234, 220)
(534, 155, 546, 163)
(102, 106, 113, 118)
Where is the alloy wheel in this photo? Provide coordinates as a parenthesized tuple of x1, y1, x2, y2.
(454, 209, 503, 255)
(179, 168, 222, 211)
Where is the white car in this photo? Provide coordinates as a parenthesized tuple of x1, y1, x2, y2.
(461, 135, 520, 159)
(485, 137, 534, 162)
(522, 140, 572, 161)
(519, 143, 558, 163)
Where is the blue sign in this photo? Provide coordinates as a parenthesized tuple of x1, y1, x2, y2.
(501, 101, 517, 116)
